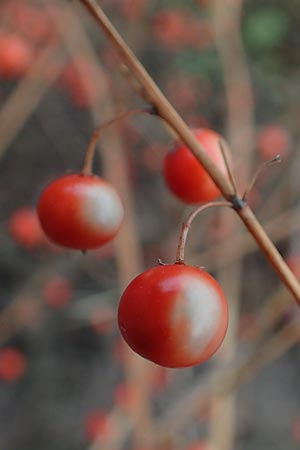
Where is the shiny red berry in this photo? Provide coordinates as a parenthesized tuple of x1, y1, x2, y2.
(37, 174, 124, 250)
(164, 128, 227, 204)
(118, 264, 228, 368)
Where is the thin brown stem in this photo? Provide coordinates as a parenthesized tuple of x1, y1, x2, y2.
(243, 154, 282, 201)
(219, 138, 238, 196)
(78, 0, 234, 198)
(237, 205, 300, 301)
(82, 107, 153, 175)
(78, 0, 300, 305)
(0, 46, 64, 160)
(176, 201, 232, 264)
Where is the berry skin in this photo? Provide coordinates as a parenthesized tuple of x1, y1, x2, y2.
(37, 174, 124, 250)
(118, 264, 228, 368)
(164, 128, 227, 204)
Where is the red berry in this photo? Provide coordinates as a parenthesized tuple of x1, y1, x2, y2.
(152, 10, 187, 50)
(42, 276, 73, 309)
(37, 174, 124, 250)
(118, 264, 228, 368)
(0, 348, 27, 382)
(8, 207, 45, 248)
(84, 410, 114, 442)
(0, 34, 33, 78)
(256, 125, 291, 159)
(164, 128, 227, 204)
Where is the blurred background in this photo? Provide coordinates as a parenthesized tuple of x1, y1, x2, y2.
(1, 0, 300, 449)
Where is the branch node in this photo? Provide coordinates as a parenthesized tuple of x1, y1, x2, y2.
(231, 195, 247, 211)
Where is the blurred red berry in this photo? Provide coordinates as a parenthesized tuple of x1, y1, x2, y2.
(8, 207, 45, 249)
(256, 125, 291, 159)
(152, 10, 187, 50)
(0, 34, 33, 78)
(84, 410, 114, 442)
(42, 277, 73, 309)
(0, 348, 27, 382)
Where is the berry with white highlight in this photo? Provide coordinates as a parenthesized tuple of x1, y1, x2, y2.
(118, 264, 228, 368)
(37, 174, 124, 250)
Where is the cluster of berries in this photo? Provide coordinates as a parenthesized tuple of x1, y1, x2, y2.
(36, 126, 228, 369)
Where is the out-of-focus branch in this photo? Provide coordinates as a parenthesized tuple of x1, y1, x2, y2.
(52, 3, 155, 449)
(213, 0, 255, 158)
(209, 0, 256, 447)
(0, 47, 64, 158)
(156, 316, 300, 443)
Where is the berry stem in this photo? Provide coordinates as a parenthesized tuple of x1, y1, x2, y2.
(82, 107, 153, 175)
(176, 201, 232, 264)
(242, 154, 282, 201)
(78, 0, 235, 198)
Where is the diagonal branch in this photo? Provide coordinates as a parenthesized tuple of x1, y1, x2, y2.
(78, 0, 300, 304)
